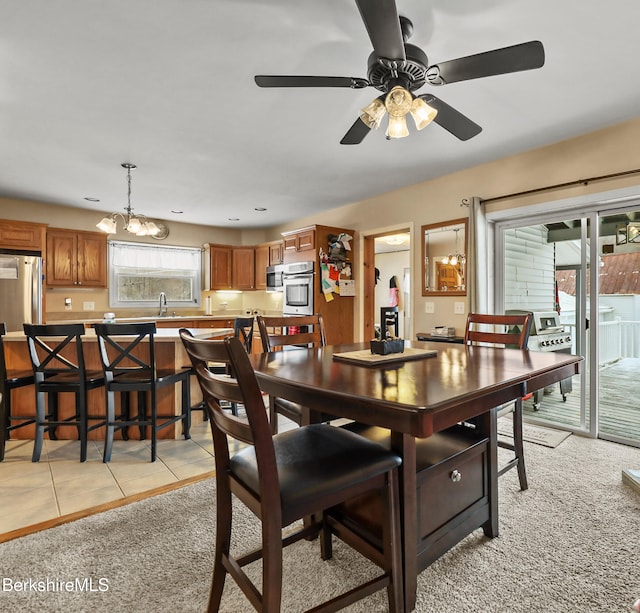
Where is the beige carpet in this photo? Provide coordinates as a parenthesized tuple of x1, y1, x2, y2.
(1, 435, 640, 612)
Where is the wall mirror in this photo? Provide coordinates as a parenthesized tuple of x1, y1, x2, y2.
(421, 217, 468, 296)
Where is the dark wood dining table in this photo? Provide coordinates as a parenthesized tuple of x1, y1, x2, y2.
(250, 340, 582, 613)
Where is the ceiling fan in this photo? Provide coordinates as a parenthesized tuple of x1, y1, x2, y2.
(254, 0, 545, 144)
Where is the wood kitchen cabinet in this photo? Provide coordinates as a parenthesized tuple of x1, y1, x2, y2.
(46, 228, 107, 288)
(0, 219, 47, 252)
(283, 228, 315, 256)
(281, 224, 355, 345)
(268, 240, 284, 265)
(206, 244, 233, 290)
(254, 244, 269, 290)
(232, 247, 255, 290)
(205, 244, 256, 290)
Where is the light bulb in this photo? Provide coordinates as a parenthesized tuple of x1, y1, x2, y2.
(410, 97, 438, 130)
(384, 86, 412, 117)
(126, 216, 142, 234)
(386, 114, 409, 139)
(359, 97, 386, 129)
(96, 216, 117, 234)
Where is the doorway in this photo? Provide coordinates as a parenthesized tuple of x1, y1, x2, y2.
(362, 229, 411, 342)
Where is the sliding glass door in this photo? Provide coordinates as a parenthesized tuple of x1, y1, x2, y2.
(496, 206, 640, 447)
(497, 215, 591, 434)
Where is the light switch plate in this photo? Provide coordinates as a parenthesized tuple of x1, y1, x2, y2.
(424, 302, 435, 313)
(454, 302, 465, 315)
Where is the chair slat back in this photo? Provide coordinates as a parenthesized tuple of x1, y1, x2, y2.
(23, 323, 88, 381)
(464, 313, 532, 349)
(179, 329, 253, 443)
(257, 314, 326, 352)
(234, 317, 255, 353)
(92, 323, 156, 381)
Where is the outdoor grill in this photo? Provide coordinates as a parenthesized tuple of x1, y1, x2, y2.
(507, 310, 573, 409)
(526, 311, 573, 352)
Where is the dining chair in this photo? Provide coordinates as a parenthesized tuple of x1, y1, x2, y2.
(463, 312, 533, 490)
(22, 323, 106, 463)
(92, 322, 191, 462)
(0, 322, 36, 461)
(179, 331, 404, 613)
(257, 314, 333, 433)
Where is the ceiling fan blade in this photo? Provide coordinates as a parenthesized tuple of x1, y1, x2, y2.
(355, 0, 405, 61)
(255, 75, 369, 88)
(340, 117, 371, 145)
(420, 95, 482, 141)
(427, 40, 545, 85)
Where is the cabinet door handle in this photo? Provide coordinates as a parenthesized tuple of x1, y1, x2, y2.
(450, 469, 462, 483)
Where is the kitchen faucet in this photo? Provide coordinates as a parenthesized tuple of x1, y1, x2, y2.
(158, 291, 167, 317)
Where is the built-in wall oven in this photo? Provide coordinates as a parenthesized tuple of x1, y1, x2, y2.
(282, 261, 314, 316)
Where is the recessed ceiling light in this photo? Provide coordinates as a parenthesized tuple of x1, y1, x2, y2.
(228, 218, 240, 221)
(171, 209, 183, 214)
(254, 207, 267, 211)
(84, 197, 100, 202)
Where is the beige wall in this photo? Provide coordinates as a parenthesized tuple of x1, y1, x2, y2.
(269, 117, 640, 339)
(3, 117, 640, 334)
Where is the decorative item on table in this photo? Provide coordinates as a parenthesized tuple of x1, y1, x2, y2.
(430, 326, 456, 338)
(371, 317, 405, 355)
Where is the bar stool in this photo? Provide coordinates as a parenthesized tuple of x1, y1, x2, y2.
(92, 322, 191, 462)
(23, 323, 106, 463)
(0, 322, 36, 461)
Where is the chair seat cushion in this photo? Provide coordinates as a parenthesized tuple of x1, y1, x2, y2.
(230, 424, 401, 523)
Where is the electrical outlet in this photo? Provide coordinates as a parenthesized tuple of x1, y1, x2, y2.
(83, 301, 95, 311)
(424, 302, 435, 314)
(64, 297, 72, 311)
(454, 302, 465, 315)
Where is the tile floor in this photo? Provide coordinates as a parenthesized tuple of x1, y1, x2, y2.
(0, 419, 219, 535)
(1, 412, 299, 537)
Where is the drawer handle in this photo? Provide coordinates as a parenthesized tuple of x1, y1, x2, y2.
(450, 469, 462, 483)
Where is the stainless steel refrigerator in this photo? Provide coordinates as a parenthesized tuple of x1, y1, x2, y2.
(0, 252, 43, 332)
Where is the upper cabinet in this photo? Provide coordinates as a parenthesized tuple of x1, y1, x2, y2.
(282, 228, 315, 259)
(268, 240, 284, 265)
(232, 247, 255, 290)
(254, 244, 269, 291)
(0, 219, 47, 252)
(46, 228, 107, 288)
(421, 218, 468, 296)
(205, 244, 256, 290)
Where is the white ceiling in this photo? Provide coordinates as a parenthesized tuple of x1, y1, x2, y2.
(2, 0, 640, 230)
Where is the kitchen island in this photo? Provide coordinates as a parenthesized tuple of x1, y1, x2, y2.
(1, 327, 232, 455)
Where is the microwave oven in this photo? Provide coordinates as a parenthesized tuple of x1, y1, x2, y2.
(266, 264, 284, 292)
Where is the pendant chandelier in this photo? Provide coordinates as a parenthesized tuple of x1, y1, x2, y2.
(442, 228, 466, 266)
(96, 163, 163, 237)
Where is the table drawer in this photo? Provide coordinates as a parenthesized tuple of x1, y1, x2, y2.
(416, 427, 488, 538)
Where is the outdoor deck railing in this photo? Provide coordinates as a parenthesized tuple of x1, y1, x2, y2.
(565, 318, 640, 366)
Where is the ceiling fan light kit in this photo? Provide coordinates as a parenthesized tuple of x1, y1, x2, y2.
(254, 0, 545, 145)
